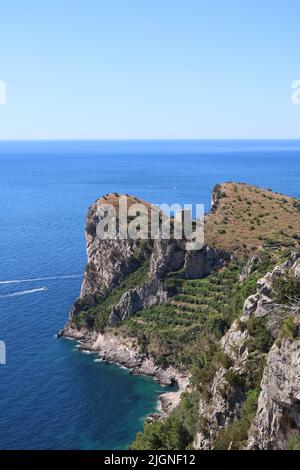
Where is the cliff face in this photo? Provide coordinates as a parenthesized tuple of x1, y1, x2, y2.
(246, 339, 300, 449)
(108, 277, 167, 326)
(73, 195, 154, 310)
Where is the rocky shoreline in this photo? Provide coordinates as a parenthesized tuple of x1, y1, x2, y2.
(58, 324, 190, 416)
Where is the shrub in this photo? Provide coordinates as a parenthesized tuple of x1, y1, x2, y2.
(215, 351, 234, 369)
(207, 315, 230, 338)
(287, 435, 300, 450)
(273, 274, 300, 304)
(191, 360, 216, 388)
(225, 369, 245, 389)
(213, 389, 259, 450)
(246, 316, 273, 353)
(130, 392, 199, 450)
(279, 316, 297, 339)
(245, 352, 266, 390)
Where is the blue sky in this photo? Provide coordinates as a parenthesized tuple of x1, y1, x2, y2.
(0, 0, 299, 139)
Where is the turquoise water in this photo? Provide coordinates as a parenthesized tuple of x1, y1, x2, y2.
(0, 140, 300, 449)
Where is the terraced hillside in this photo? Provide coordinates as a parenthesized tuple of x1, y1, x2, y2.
(117, 254, 274, 370)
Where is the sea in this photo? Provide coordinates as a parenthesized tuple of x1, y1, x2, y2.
(0, 140, 299, 449)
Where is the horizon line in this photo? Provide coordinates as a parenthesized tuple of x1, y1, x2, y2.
(1, 138, 300, 143)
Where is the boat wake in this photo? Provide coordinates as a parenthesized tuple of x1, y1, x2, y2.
(0, 274, 81, 285)
(0, 287, 48, 298)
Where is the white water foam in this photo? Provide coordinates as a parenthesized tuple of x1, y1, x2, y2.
(0, 287, 48, 298)
(0, 275, 81, 285)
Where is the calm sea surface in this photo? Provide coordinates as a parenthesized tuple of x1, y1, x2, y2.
(0, 140, 299, 449)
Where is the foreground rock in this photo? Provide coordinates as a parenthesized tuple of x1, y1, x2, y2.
(246, 339, 300, 449)
(195, 253, 300, 450)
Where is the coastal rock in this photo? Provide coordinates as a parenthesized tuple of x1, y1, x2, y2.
(195, 366, 246, 450)
(147, 413, 162, 423)
(242, 271, 275, 320)
(80, 195, 154, 299)
(242, 293, 259, 319)
(282, 252, 300, 280)
(257, 272, 273, 296)
(242, 291, 273, 319)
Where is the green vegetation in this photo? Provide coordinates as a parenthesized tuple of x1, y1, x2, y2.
(74, 261, 150, 332)
(126, 254, 280, 450)
(130, 391, 199, 450)
(213, 389, 259, 450)
(244, 316, 273, 390)
(225, 369, 245, 389)
(190, 346, 234, 394)
(246, 316, 274, 354)
(210, 273, 299, 450)
(118, 262, 244, 369)
(272, 274, 300, 304)
(287, 435, 300, 450)
(127, 256, 280, 449)
(278, 316, 298, 340)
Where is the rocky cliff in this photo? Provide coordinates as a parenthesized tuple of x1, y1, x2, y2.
(246, 339, 300, 449)
(63, 192, 224, 333)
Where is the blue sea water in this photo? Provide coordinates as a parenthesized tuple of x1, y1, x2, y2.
(0, 140, 300, 450)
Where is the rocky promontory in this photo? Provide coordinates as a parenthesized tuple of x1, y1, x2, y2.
(60, 183, 300, 450)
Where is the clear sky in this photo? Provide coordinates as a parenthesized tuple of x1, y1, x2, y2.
(0, 0, 300, 140)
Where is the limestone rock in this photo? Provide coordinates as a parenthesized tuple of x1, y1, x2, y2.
(239, 256, 260, 283)
(246, 340, 300, 449)
(108, 278, 168, 326)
